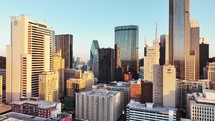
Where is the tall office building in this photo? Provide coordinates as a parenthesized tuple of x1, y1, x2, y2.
(185, 20, 200, 80)
(115, 25, 139, 80)
(6, 15, 53, 103)
(52, 50, 65, 97)
(39, 71, 59, 102)
(82, 71, 94, 91)
(160, 35, 169, 65)
(90, 40, 100, 77)
(142, 80, 153, 103)
(208, 62, 215, 82)
(163, 65, 176, 107)
(115, 44, 123, 81)
(0, 56, 6, 69)
(153, 65, 163, 106)
(199, 38, 209, 78)
(153, 64, 176, 107)
(169, 0, 191, 79)
(76, 89, 124, 121)
(55, 34, 73, 68)
(144, 27, 160, 81)
(98, 48, 115, 83)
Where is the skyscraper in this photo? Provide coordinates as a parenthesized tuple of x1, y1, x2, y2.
(52, 50, 65, 97)
(144, 25, 160, 81)
(55, 34, 73, 68)
(199, 38, 209, 78)
(90, 40, 100, 77)
(98, 48, 115, 83)
(185, 20, 200, 80)
(6, 15, 53, 103)
(115, 44, 123, 81)
(115, 25, 139, 80)
(169, 0, 190, 79)
(160, 35, 169, 65)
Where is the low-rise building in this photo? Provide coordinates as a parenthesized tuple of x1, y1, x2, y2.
(11, 97, 61, 119)
(176, 79, 210, 109)
(187, 89, 215, 120)
(75, 88, 124, 121)
(126, 100, 177, 121)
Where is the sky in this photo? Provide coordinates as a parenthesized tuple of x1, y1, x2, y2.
(0, 0, 215, 61)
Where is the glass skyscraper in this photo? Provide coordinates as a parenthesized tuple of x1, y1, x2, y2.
(115, 25, 139, 80)
(169, 0, 190, 79)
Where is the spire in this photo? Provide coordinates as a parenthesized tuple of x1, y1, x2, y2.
(155, 22, 158, 40)
(145, 36, 148, 47)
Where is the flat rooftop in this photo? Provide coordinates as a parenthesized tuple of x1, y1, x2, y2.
(192, 89, 215, 104)
(2, 112, 46, 121)
(78, 88, 120, 97)
(127, 100, 177, 115)
(12, 100, 58, 109)
(0, 105, 12, 114)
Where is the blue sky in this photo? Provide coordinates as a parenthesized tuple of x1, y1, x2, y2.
(0, 0, 214, 60)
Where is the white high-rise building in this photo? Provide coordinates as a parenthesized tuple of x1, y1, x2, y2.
(144, 26, 160, 81)
(6, 15, 53, 103)
(153, 64, 176, 107)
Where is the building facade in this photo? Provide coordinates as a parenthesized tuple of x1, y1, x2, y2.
(90, 40, 100, 77)
(52, 50, 65, 97)
(160, 35, 169, 65)
(0, 75, 2, 104)
(144, 32, 160, 81)
(142, 80, 153, 103)
(153, 65, 163, 106)
(208, 62, 215, 82)
(98, 48, 115, 83)
(126, 100, 177, 121)
(169, 0, 191, 80)
(176, 79, 210, 109)
(55, 34, 73, 68)
(0, 69, 6, 103)
(66, 78, 86, 97)
(75, 89, 124, 121)
(199, 38, 209, 78)
(187, 89, 215, 120)
(39, 71, 59, 102)
(130, 80, 142, 102)
(6, 15, 53, 103)
(11, 97, 61, 118)
(115, 25, 139, 80)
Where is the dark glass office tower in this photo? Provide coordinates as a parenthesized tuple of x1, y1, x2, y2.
(98, 48, 115, 83)
(115, 25, 139, 80)
(55, 34, 73, 68)
(169, 0, 190, 79)
(200, 38, 209, 78)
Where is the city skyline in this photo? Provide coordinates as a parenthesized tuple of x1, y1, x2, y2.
(0, 0, 215, 61)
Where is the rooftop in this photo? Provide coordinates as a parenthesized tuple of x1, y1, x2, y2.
(1, 112, 46, 121)
(192, 89, 215, 104)
(78, 88, 120, 97)
(12, 98, 59, 109)
(127, 100, 177, 115)
(0, 105, 12, 114)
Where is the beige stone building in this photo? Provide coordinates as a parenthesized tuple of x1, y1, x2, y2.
(6, 15, 53, 103)
(52, 50, 65, 97)
(39, 71, 58, 102)
(66, 78, 86, 97)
